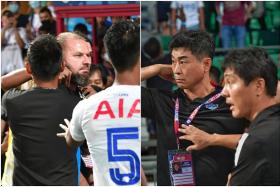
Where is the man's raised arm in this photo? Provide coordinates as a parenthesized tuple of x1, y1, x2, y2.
(141, 64, 174, 82)
(1, 68, 31, 91)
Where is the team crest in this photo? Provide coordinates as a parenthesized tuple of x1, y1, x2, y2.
(205, 103, 219, 110)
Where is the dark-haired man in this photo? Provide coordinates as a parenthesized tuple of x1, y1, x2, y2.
(179, 48, 280, 185)
(221, 48, 279, 185)
(141, 30, 247, 185)
(2, 35, 80, 185)
(39, 6, 56, 34)
(58, 20, 141, 185)
(1, 31, 94, 185)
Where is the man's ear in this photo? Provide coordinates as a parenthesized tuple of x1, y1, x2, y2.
(202, 57, 212, 73)
(25, 62, 32, 75)
(255, 78, 266, 96)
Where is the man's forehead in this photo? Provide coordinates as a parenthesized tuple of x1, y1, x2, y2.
(171, 48, 191, 57)
(66, 38, 88, 44)
(224, 68, 238, 78)
(65, 38, 91, 51)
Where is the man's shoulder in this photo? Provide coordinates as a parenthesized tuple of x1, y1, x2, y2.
(101, 85, 140, 97)
(250, 104, 280, 131)
(57, 85, 82, 100)
(2, 88, 27, 102)
(142, 86, 175, 98)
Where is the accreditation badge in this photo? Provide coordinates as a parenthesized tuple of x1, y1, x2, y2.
(168, 149, 195, 186)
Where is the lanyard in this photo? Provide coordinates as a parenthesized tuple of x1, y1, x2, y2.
(173, 92, 222, 149)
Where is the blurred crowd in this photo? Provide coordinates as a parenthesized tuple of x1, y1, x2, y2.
(142, 1, 280, 49)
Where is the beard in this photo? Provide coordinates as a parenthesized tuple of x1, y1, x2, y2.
(71, 73, 89, 87)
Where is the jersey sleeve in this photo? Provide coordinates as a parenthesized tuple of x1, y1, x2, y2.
(69, 100, 86, 142)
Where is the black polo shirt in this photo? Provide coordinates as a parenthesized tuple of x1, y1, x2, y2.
(230, 104, 280, 185)
(142, 87, 248, 185)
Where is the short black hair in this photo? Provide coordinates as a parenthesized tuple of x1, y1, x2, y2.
(74, 23, 88, 35)
(39, 6, 52, 17)
(27, 34, 62, 81)
(89, 64, 108, 86)
(169, 30, 215, 61)
(143, 37, 161, 59)
(2, 10, 13, 17)
(222, 47, 278, 96)
(103, 20, 140, 72)
(39, 20, 56, 36)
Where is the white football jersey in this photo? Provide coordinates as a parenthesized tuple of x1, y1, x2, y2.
(70, 85, 141, 186)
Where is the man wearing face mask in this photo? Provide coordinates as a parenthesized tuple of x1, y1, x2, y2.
(26, 1, 42, 39)
(6, 1, 31, 59)
(39, 6, 56, 35)
(1, 10, 27, 76)
(7, 1, 29, 28)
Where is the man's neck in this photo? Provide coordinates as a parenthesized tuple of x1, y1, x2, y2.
(115, 71, 139, 85)
(248, 97, 277, 122)
(34, 77, 59, 89)
(114, 64, 140, 85)
(183, 77, 215, 100)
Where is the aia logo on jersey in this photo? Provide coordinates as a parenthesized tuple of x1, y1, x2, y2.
(93, 98, 140, 119)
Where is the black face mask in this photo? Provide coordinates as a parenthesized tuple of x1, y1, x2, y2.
(91, 85, 103, 93)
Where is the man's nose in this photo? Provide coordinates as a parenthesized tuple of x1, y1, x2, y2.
(173, 62, 181, 74)
(221, 86, 228, 97)
(83, 55, 91, 65)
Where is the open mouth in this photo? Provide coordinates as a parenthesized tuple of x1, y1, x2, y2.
(226, 100, 234, 111)
(175, 79, 184, 83)
(80, 69, 89, 74)
(227, 103, 235, 112)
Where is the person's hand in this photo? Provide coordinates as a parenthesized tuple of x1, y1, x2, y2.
(1, 131, 9, 154)
(80, 85, 97, 98)
(57, 119, 70, 139)
(12, 18, 18, 29)
(59, 66, 72, 88)
(158, 64, 175, 83)
(227, 173, 232, 186)
(178, 124, 212, 151)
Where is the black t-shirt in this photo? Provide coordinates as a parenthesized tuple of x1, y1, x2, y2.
(142, 87, 247, 185)
(230, 104, 280, 185)
(2, 86, 81, 185)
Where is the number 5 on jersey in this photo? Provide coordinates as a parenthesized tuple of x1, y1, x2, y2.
(107, 127, 140, 185)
